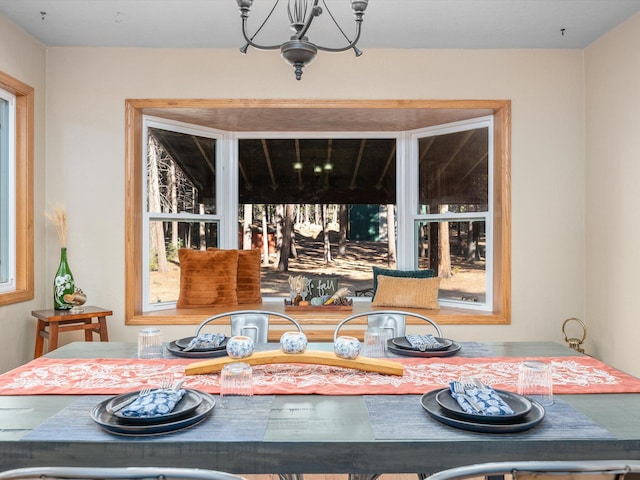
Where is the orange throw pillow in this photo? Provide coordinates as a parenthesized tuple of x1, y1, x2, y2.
(236, 248, 262, 304)
(208, 248, 262, 304)
(177, 249, 239, 308)
(372, 275, 441, 309)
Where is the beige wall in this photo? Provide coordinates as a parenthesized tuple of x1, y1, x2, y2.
(43, 47, 586, 348)
(585, 12, 640, 375)
(0, 15, 47, 372)
(0, 11, 596, 372)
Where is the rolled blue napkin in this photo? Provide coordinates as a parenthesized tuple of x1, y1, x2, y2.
(121, 389, 186, 418)
(449, 380, 515, 416)
(406, 334, 444, 350)
(183, 333, 226, 351)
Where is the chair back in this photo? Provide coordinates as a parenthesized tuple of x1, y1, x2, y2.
(424, 460, 640, 480)
(195, 309, 302, 344)
(0, 467, 246, 480)
(366, 313, 407, 339)
(230, 312, 270, 343)
(333, 309, 443, 342)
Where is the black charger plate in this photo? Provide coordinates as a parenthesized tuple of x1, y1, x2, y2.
(166, 340, 229, 358)
(420, 389, 545, 433)
(392, 336, 453, 352)
(435, 387, 533, 424)
(387, 340, 461, 358)
(174, 336, 228, 352)
(92, 390, 215, 436)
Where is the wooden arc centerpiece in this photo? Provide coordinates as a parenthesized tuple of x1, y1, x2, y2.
(184, 350, 404, 376)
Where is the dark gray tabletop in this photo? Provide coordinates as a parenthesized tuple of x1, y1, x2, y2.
(1, 341, 640, 476)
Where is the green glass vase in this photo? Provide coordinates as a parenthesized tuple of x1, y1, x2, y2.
(53, 247, 75, 310)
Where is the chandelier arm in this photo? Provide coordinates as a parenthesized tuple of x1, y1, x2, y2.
(314, 24, 363, 53)
(240, 17, 282, 51)
(321, 0, 353, 44)
(248, 0, 282, 43)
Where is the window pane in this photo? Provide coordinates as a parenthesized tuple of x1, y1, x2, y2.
(238, 138, 397, 297)
(416, 220, 487, 304)
(147, 127, 216, 215)
(147, 220, 219, 305)
(418, 127, 488, 213)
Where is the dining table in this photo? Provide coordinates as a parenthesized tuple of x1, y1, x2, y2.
(1, 340, 640, 478)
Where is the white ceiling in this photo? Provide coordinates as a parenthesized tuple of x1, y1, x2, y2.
(0, 0, 639, 50)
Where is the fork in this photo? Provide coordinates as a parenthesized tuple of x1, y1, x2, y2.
(462, 378, 488, 411)
(470, 377, 488, 391)
(451, 381, 483, 413)
(161, 376, 173, 390)
(107, 386, 152, 414)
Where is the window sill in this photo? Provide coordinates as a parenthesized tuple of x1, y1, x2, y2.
(128, 299, 509, 329)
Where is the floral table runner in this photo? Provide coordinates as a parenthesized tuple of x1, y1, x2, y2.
(1, 354, 639, 395)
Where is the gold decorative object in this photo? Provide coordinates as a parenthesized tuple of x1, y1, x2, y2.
(562, 317, 587, 354)
(185, 349, 403, 377)
(45, 205, 67, 248)
(63, 288, 87, 313)
(324, 287, 350, 305)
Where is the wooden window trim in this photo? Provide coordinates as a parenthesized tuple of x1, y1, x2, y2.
(0, 71, 34, 306)
(125, 99, 511, 326)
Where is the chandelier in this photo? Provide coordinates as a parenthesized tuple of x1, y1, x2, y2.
(235, 0, 369, 80)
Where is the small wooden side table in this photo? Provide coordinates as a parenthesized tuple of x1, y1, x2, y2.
(32, 306, 112, 358)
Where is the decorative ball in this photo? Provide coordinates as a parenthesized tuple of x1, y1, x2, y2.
(226, 335, 255, 359)
(334, 335, 361, 359)
(280, 331, 308, 354)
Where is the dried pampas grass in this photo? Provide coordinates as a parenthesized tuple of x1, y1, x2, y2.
(45, 205, 67, 247)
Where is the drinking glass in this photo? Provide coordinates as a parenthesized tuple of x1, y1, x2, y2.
(363, 327, 389, 358)
(517, 360, 553, 406)
(220, 362, 253, 409)
(137, 327, 163, 359)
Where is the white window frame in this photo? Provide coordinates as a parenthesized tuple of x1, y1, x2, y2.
(0, 87, 16, 294)
(142, 116, 227, 312)
(408, 116, 494, 311)
(139, 117, 494, 311)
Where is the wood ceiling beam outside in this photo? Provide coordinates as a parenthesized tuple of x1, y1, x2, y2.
(238, 160, 251, 191)
(349, 139, 367, 190)
(192, 135, 215, 174)
(324, 139, 333, 188)
(375, 143, 396, 191)
(426, 129, 475, 197)
(457, 151, 488, 187)
(261, 139, 278, 191)
(436, 129, 475, 177)
(326, 139, 333, 167)
(295, 139, 303, 190)
(419, 136, 435, 164)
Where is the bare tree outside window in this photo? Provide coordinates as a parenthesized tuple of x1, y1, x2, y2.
(145, 127, 218, 305)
